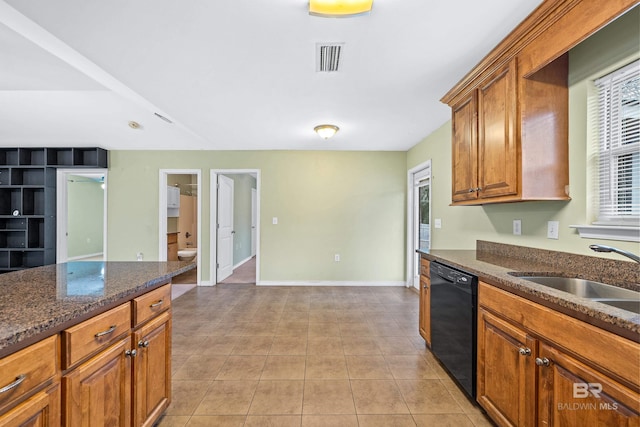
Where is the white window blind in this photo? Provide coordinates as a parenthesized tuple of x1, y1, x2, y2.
(594, 60, 640, 224)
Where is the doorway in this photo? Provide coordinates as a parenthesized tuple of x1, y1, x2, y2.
(211, 169, 260, 285)
(56, 169, 108, 262)
(407, 161, 431, 289)
(159, 169, 202, 286)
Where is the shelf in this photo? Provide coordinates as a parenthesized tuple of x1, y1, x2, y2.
(0, 149, 19, 166)
(0, 188, 21, 215)
(0, 230, 26, 248)
(0, 218, 27, 230)
(19, 148, 46, 166)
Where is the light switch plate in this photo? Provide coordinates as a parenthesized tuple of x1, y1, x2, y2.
(434, 218, 442, 229)
(547, 221, 559, 239)
(272, 217, 278, 225)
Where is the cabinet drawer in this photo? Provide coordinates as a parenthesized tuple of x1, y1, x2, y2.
(420, 258, 430, 277)
(167, 233, 178, 244)
(0, 335, 57, 411)
(133, 284, 171, 326)
(62, 303, 131, 369)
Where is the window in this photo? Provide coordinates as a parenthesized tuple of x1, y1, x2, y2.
(594, 60, 640, 225)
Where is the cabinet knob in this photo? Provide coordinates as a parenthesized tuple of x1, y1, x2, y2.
(535, 357, 550, 367)
(518, 347, 531, 356)
(125, 349, 137, 357)
(476, 187, 482, 192)
(138, 340, 150, 348)
(468, 188, 475, 193)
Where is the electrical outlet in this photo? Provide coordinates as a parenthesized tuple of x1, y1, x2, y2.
(513, 219, 522, 235)
(136, 252, 143, 261)
(547, 221, 559, 239)
(272, 217, 278, 225)
(334, 254, 340, 262)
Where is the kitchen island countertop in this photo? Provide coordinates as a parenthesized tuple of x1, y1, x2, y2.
(0, 260, 195, 357)
(419, 241, 639, 340)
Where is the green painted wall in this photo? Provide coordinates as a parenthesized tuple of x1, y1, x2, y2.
(407, 8, 639, 258)
(106, 151, 406, 283)
(67, 176, 104, 258)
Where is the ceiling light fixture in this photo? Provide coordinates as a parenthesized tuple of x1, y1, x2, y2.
(309, 0, 373, 17)
(314, 124, 339, 139)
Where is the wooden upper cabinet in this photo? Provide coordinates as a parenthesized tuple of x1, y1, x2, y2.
(442, 0, 638, 206)
(451, 93, 478, 202)
(477, 60, 518, 200)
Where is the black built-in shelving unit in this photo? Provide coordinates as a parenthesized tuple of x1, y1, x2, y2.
(0, 147, 108, 274)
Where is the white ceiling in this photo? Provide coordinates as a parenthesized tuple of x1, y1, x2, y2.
(0, 0, 542, 151)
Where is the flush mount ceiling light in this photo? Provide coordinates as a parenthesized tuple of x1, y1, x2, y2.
(314, 124, 339, 139)
(309, 0, 373, 17)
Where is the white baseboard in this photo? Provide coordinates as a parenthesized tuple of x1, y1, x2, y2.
(198, 280, 216, 287)
(233, 256, 254, 269)
(67, 252, 103, 261)
(257, 280, 405, 287)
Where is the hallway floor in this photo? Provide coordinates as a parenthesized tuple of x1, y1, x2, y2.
(157, 284, 493, 427)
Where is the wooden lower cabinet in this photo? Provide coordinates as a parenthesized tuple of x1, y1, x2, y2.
(478, 281, 640, 427)
(537, 342, 639, 427)
(0, 383, 60, 427)
(477, 308, 535, 427)
(418, 258, 431, 346)
(133, 311, 171, 427)
(63, 337, 132, 427)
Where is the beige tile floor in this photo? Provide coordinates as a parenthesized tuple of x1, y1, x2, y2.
(156, 284, 494, 427)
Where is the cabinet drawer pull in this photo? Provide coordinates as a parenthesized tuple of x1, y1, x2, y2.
(94, 325, 117, 338)
(138, 340, 150, 348)
(0, 374, 26, 394)
(149, 300, 164, 308)
(125, 349, 137, 357)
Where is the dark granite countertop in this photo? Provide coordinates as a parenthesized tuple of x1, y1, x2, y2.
(0, 261, 196, 357)
(418, 241, 640, 341)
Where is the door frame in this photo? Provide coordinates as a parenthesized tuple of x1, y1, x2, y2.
(159, 169, 202, 285)
(406, 160, 431, 289)
(210, 169, 261, 285)
(56, 168, 108, 263)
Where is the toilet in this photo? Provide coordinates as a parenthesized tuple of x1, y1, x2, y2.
(177, 248, 197, 262)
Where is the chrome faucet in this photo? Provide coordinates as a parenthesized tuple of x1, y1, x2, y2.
(589, 244, 640, 263)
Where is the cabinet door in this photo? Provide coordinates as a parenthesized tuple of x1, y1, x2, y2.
(537, 342, 639, 427)
(133, 311, 171, 427)
(419, 275, 431, 347)
(63, 337, 132, 427)
(0, 383, 60, 427)
(477, 60, 518, 199)
(477, 308, 536, 427)
(451, 93, 478, 202)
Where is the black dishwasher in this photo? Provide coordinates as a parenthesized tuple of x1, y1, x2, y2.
(430, 261, 478, 399)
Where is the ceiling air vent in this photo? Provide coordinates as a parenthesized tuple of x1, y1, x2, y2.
(316, 43, 344, 72)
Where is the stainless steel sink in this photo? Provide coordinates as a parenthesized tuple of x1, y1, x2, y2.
(514, 276, 640, 314)
(591, 299, 640, 314)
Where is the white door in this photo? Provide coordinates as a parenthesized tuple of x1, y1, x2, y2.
(217, 175, 234, 281)
(251, 188, 257, 257)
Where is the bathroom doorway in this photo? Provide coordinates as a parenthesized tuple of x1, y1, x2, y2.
(210, 169, 260, 285)
(159, 169, 201, 286)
